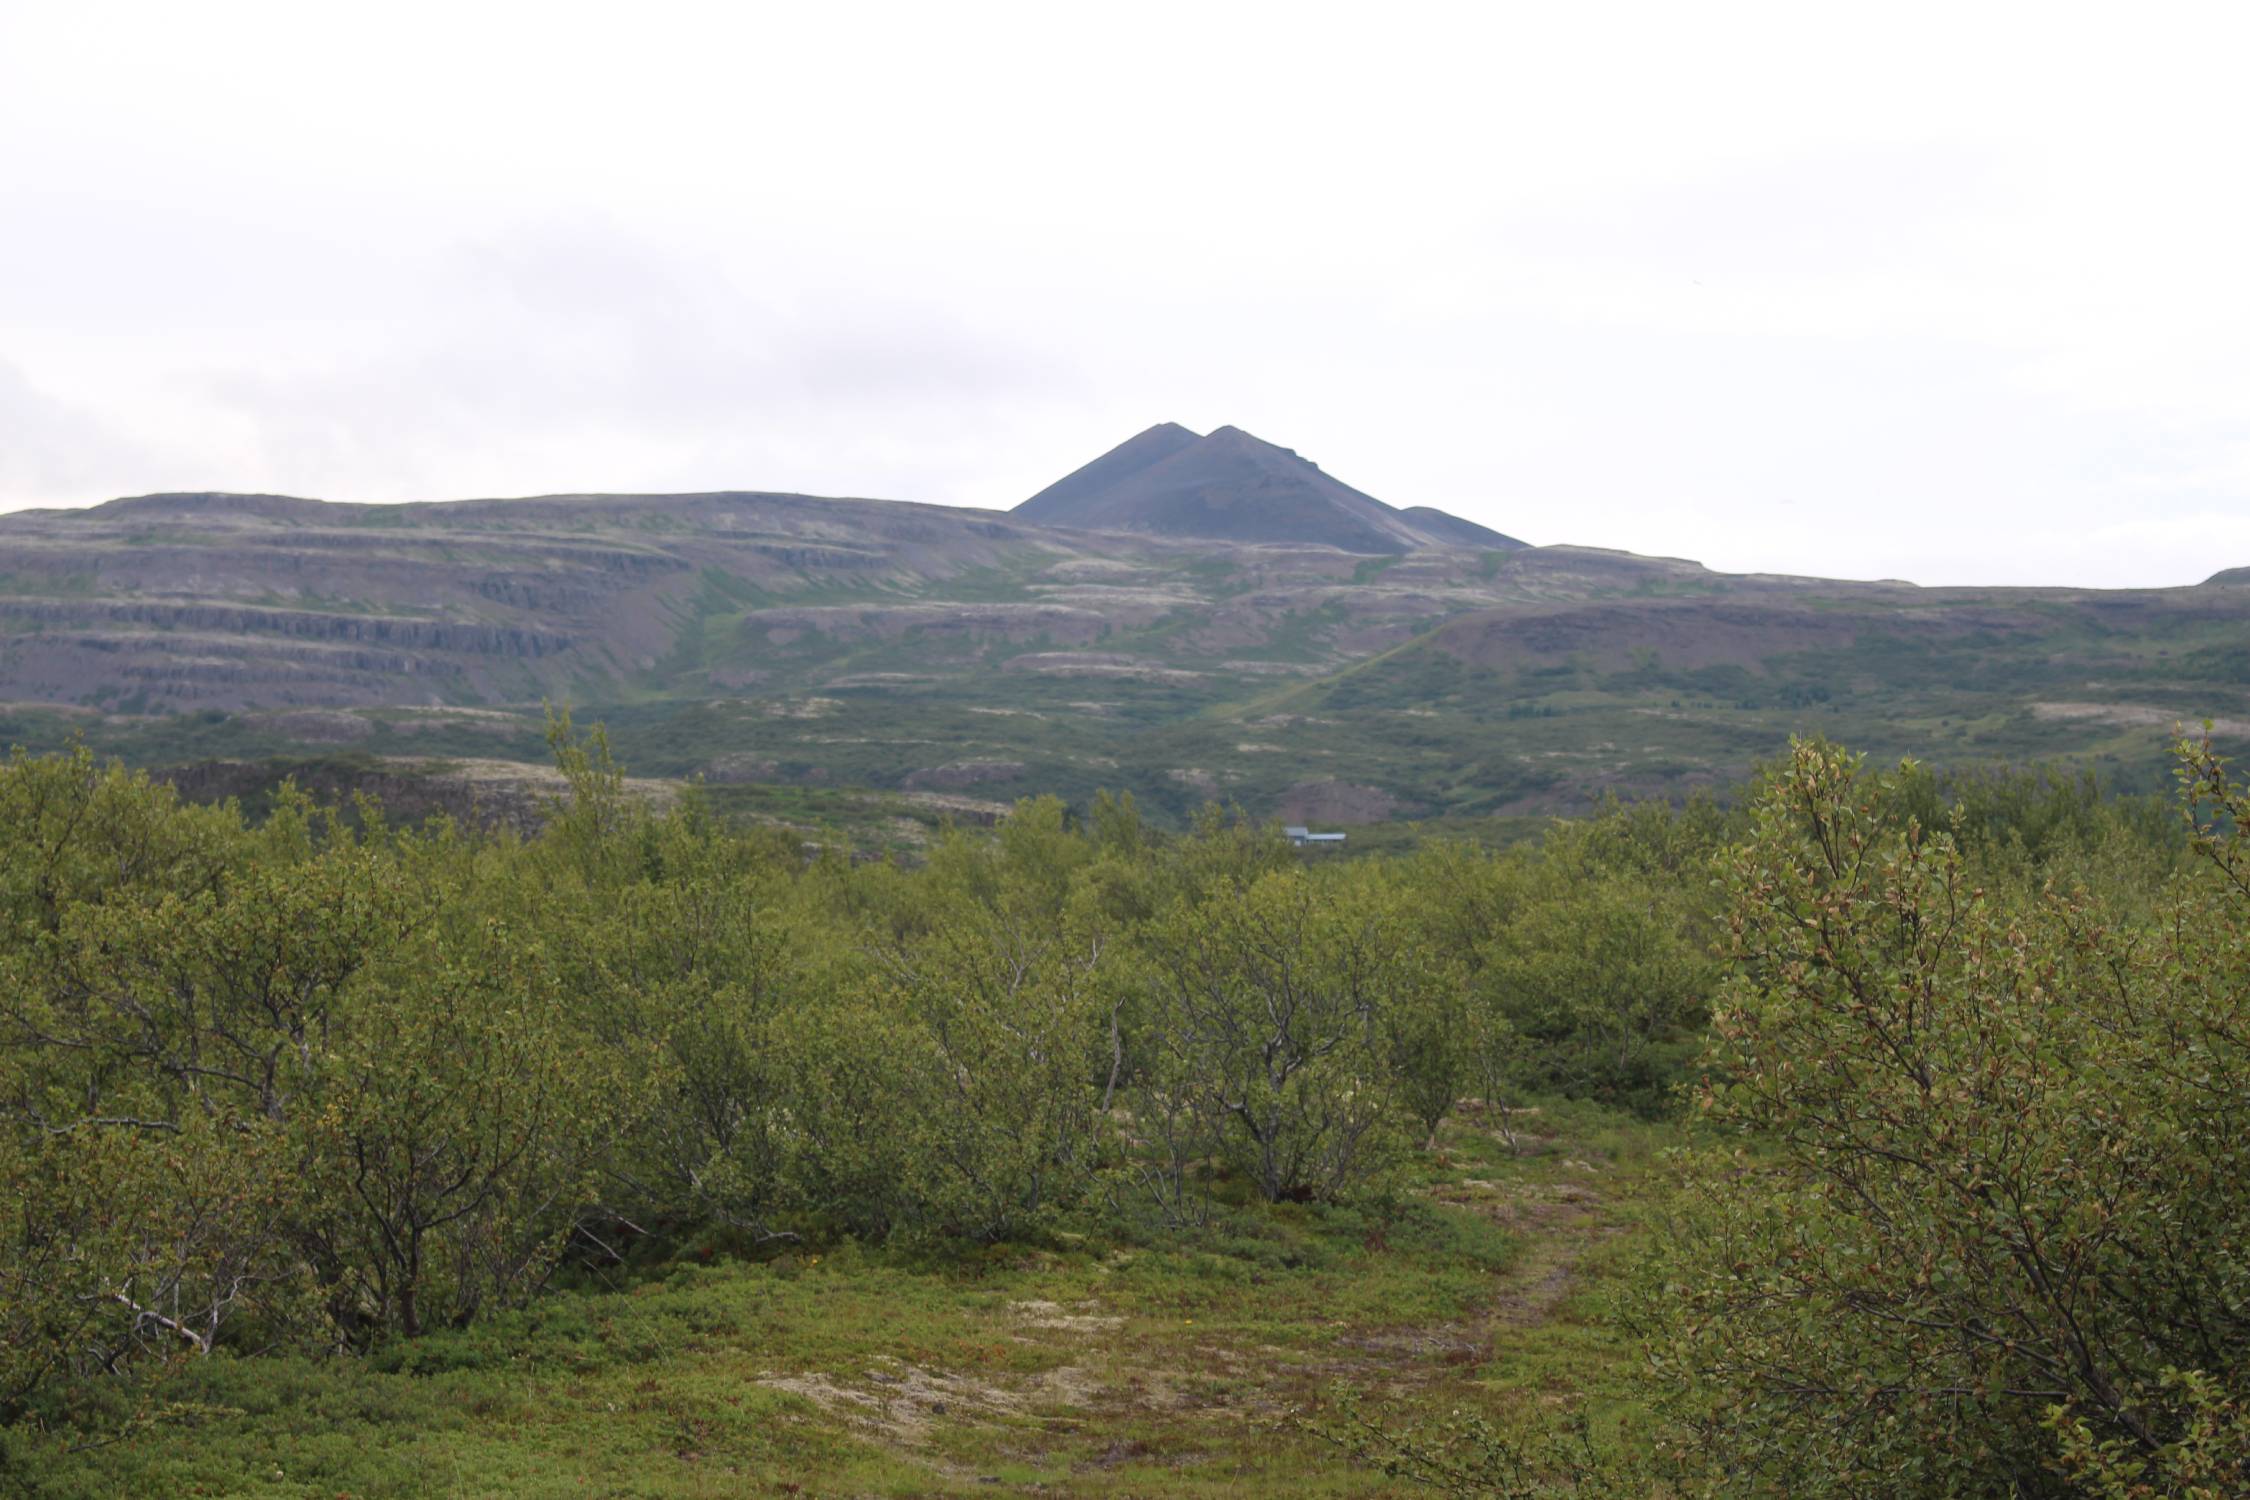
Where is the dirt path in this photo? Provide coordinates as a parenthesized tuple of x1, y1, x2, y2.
(741, 1109, 1642, 1493)
(1433, 1109, 1624, 1342)
(1488, 1192, 1604, 1328)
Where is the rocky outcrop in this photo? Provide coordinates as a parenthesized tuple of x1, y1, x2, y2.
(0, 600, 575, 656)
(744, 604, 1111, 647)
(903, 760, 1027, 790)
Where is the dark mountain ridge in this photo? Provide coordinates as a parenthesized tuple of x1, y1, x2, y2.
(1016, 424, 1524, 553)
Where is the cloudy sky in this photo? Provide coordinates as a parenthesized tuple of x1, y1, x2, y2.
(4, 1, 2247, 586)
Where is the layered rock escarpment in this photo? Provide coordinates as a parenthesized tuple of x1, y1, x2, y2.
(0, 489, 1043, 710)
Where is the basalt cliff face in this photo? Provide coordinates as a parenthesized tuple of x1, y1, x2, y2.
(0, 489, 1047, 709)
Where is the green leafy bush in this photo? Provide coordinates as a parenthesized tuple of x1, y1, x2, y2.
(1636, 738, 2250, 1497)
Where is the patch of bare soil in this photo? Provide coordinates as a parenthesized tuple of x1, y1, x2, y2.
(757, 1354, 1097, 1445)
(1009, 1298, 1124, 1334)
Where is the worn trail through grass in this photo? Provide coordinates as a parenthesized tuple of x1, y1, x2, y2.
(16, 1102, 1659, 1499)
(726, 1101, 1648, 1495)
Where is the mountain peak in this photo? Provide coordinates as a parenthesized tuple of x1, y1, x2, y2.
(1014, 424, 1204, 525)
(1013, 425, 1524, 554)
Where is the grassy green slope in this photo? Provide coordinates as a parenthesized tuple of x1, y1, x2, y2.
(4, 502, 2243, 844)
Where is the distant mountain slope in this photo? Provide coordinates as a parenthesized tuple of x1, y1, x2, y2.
(1, 486, 2245, 837)
(1396, 506, 1522, 550)
(0, 480, 1545, 716)
(1017, 424, 1526, 553)
(0, 488, 1045, 710)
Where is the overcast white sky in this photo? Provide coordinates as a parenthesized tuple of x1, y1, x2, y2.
(4, 1, 2249, 587)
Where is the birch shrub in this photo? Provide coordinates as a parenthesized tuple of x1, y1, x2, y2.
(1136, 864, 1427, 1204)
(1639, 739, 2250, 1497)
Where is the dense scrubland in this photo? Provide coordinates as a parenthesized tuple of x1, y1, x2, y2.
(0, 722, 2243, 1496)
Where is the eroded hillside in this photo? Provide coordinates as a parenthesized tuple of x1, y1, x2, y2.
(1, 488, 2244, 838)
